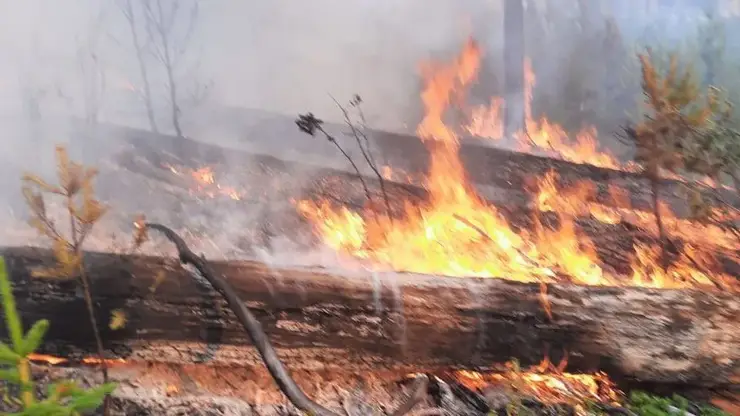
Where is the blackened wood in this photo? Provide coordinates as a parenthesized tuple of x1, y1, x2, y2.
(0, 246, 738, 388)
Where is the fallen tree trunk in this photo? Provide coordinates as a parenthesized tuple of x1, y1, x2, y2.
(79, 122, 739, 218)
(107, 131, 739, 267)
(1, 246, 738, 388)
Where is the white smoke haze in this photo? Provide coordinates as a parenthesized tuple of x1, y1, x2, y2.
(0, 0, 738, 268)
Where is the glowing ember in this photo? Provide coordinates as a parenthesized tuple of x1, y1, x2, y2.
(454, 357, 622, 413)
(466, 58, 621, 170)
(165, 164, 243, 200)
(27, 353, 68, 365)
(27, 353, 126, 366)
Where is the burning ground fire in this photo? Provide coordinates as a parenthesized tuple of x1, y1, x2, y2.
(296, 38, 739, 290)
(165, 164, 243, 200)
(26, 352, 623, 412)
(453, 357, 621, 412)
(27, 353, 126, 366)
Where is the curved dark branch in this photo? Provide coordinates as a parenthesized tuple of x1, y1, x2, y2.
(146, 222, 428, 416)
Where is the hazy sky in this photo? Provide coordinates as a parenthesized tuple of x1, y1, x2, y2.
(0, 0, 735, 133)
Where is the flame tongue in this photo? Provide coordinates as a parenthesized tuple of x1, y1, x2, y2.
(467, 57, 621, 170)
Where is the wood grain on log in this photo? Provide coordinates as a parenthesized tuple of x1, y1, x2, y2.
(1, 246, 738, 389)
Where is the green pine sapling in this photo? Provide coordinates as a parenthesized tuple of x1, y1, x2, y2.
(629, 52, 726, 270)
(0, 256, 116, 415)
(21, 145, 148, 415)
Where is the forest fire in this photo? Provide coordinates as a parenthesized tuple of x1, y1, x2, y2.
(298, 38, 605, 284)
(535, 170, 738, 289)
(296, 37, 737, 290)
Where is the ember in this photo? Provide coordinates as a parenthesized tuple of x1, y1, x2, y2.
(27, 353, 126, 367)
(467, 58, 621, 170)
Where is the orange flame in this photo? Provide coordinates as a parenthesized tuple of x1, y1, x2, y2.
(533, 170, 737, 289)
(298, 38, 610, 284)
(454, 357, 621, 411)
(465, 58, 736, 194)
(467, 59, 621, 170)
(297, 37, 736, 291)
(27, 353, 126, 366)
(165, 164, 243, 201)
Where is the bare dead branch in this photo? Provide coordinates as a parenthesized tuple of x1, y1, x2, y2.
(296, 113, 375, 209)
(330, 94, 394, 222)
(146, 222, 431, 416)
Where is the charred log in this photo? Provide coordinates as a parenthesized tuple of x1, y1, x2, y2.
(0, 246, 738, 389)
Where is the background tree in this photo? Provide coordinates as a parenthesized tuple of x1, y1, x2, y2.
(75, 3, 109, 128)
(118, 0, 159, 133)
(142, 0, 200, 137)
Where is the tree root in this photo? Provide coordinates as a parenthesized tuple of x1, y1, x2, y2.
(146, 222, 429, 416)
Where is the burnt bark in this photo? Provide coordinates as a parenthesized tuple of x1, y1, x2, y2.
(1, 246, 738, 388)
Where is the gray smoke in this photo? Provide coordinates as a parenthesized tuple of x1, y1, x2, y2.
(0, 0, 736, 263)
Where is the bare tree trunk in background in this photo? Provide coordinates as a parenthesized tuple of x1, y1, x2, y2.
(120, 0, 159, 133)
(143, 0, 199, 138)
(78, 51, 106, 127)
(164, 54, 182, 137)
(77, 5, 108, 130)
(503, 0, 525, 139)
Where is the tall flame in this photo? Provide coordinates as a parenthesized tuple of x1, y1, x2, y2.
(297, 37, 736, 291)
(298, 38, 608, 284)
(467, 58, 621, 169)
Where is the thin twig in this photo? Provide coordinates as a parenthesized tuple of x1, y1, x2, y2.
(146, 223, 430, 416)
(330, 94, 394, 222)
(452, 213, 538, 269)
(316, 125, 375, 208)
(648, 172, 669, 272)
